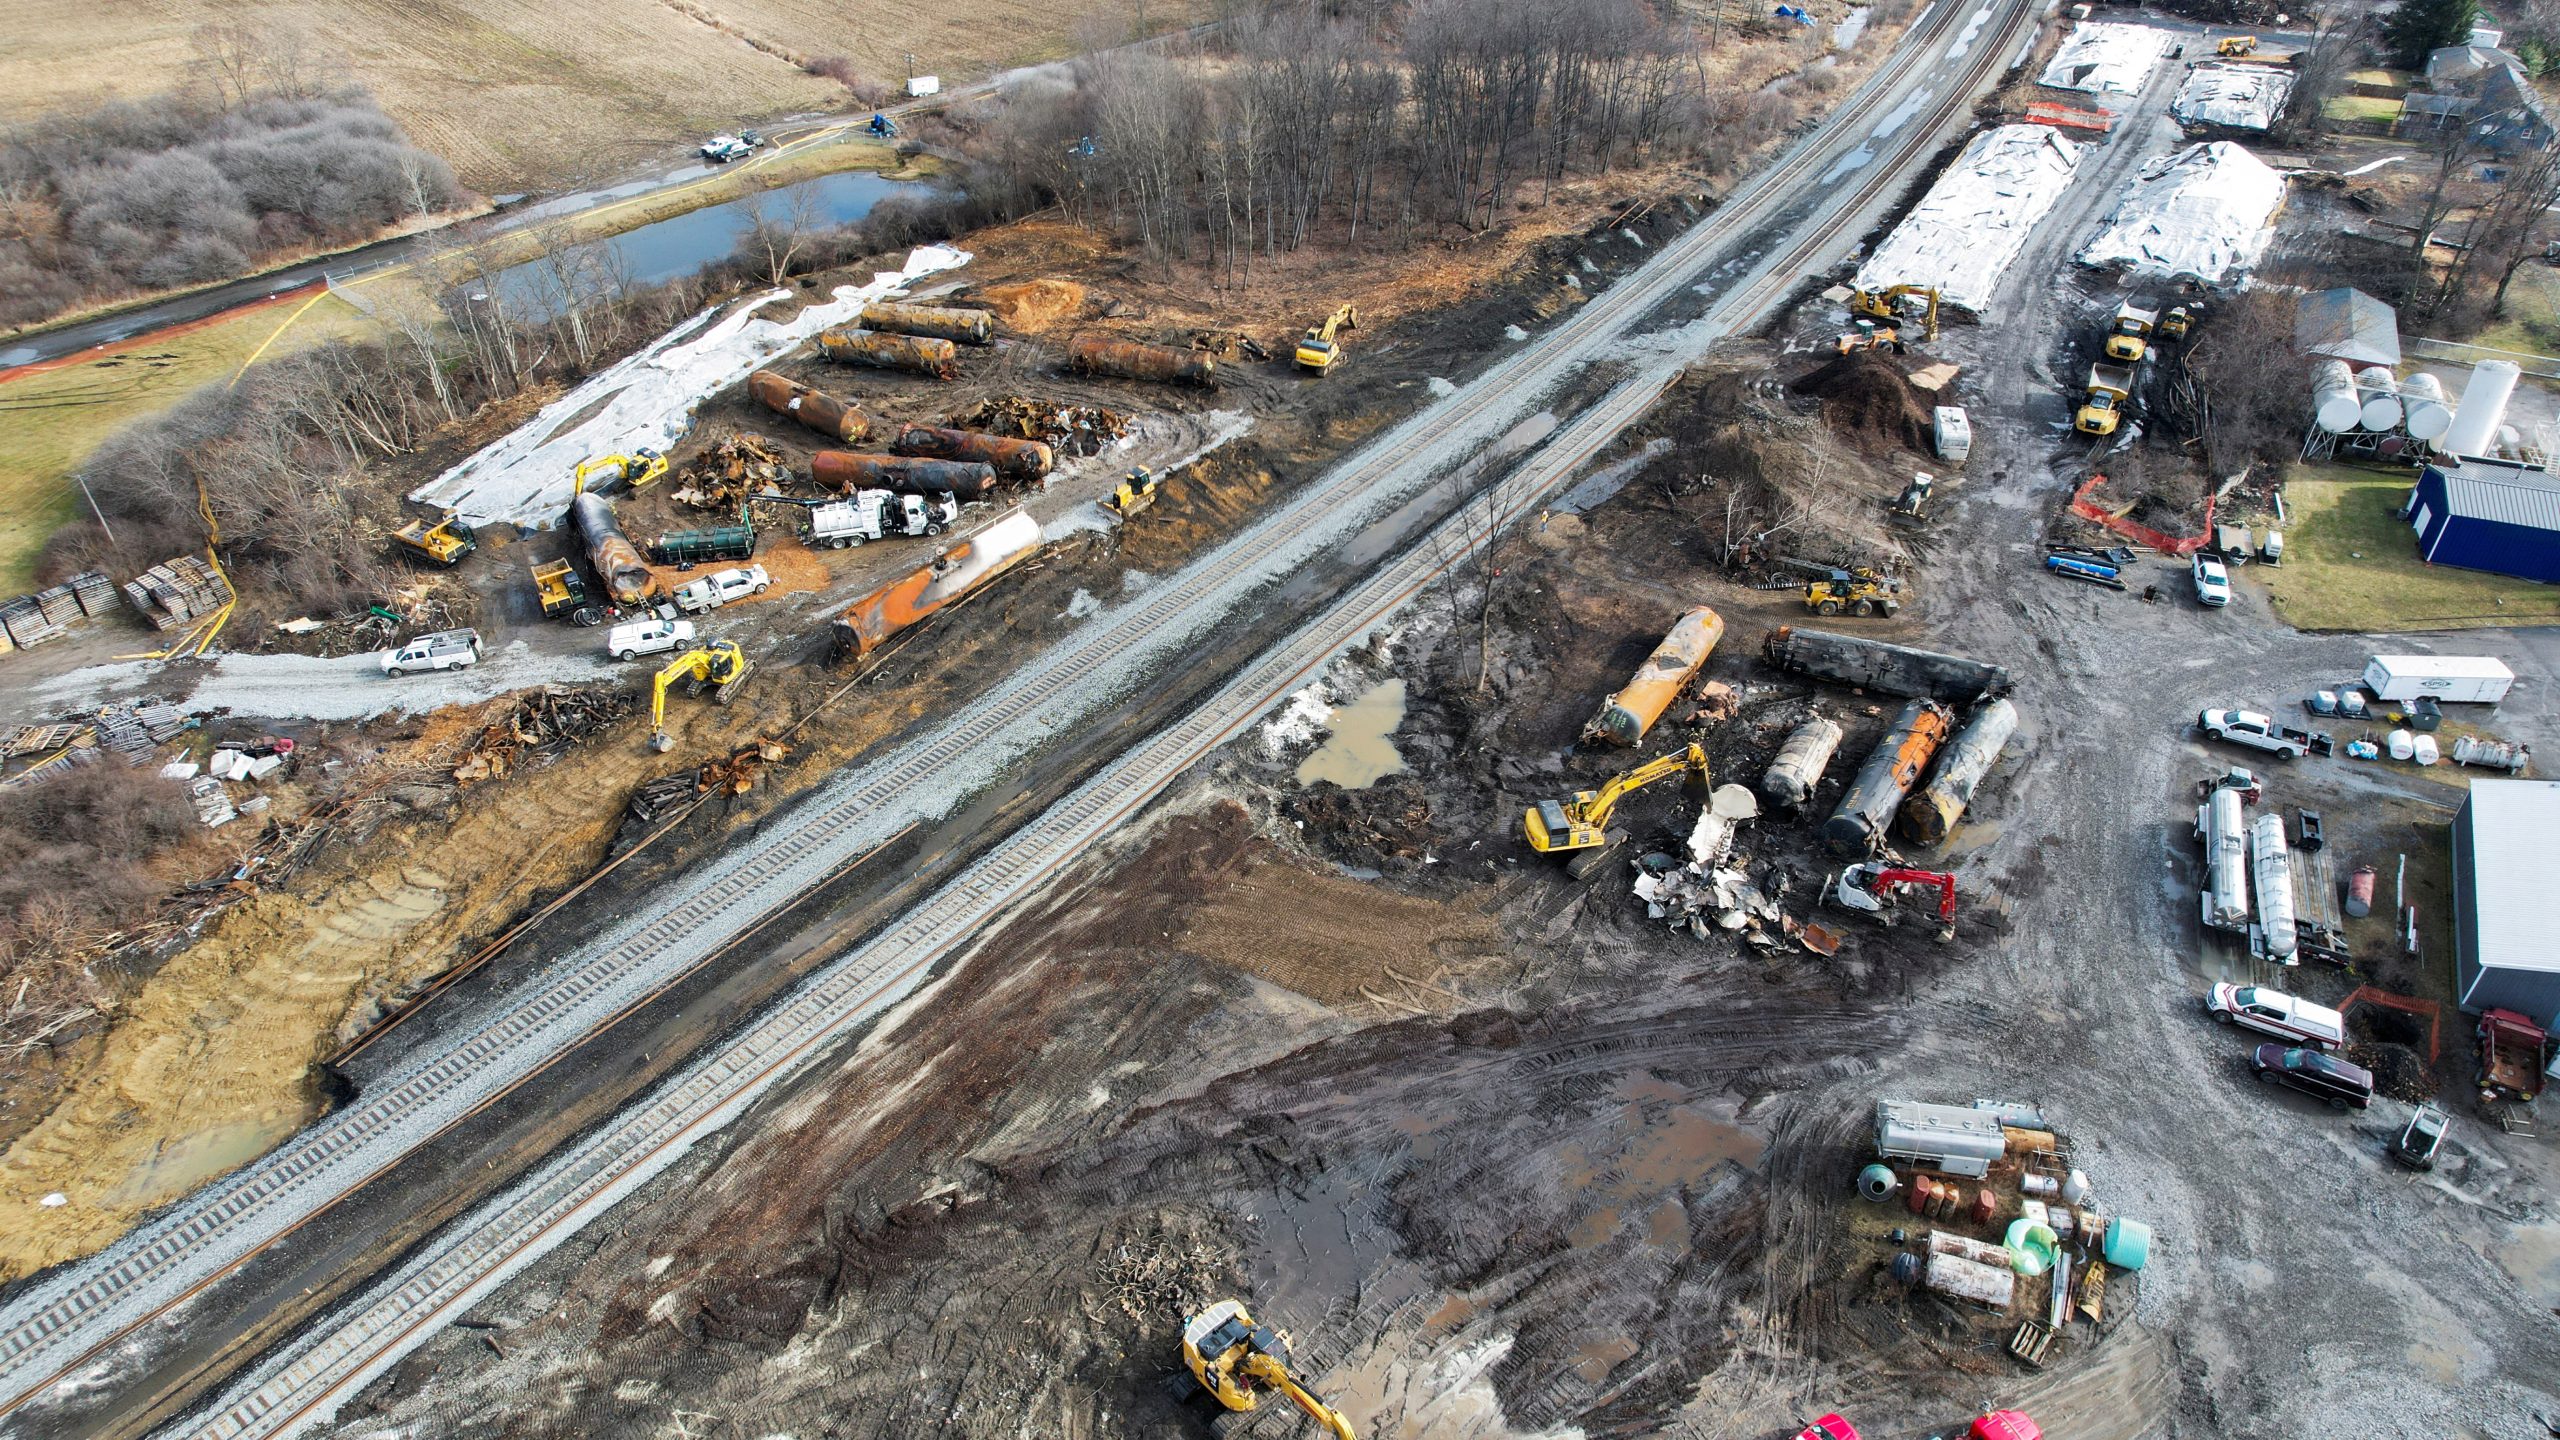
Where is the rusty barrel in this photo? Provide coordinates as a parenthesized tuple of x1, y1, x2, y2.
(569, 493, 652, 606)
(889, 423, 1053, 482)
(810, 450, 1000, 502)
(1067, 334, 1216, 387)
(818, 327, 960, 380)
(1821, 697, 1953, 858)
(748, 369, 871, 444)
(859, 302, 995, 347)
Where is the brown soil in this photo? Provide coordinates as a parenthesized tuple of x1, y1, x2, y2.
(973, 278, 1087, 332)
(1788, 349, 1937, 456)
(1174, 851, 1502, 1009)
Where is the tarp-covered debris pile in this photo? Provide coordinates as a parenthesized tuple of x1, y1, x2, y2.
(1853, 125, 2090, 316)
(946, 396, 1134, 458)
(2039, 21, 2172, 94)
(2077, 142, 2286, 285)
(2172, 63, 2296, 131)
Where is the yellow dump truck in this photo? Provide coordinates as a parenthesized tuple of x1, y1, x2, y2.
(2075, 363, 2137, 436)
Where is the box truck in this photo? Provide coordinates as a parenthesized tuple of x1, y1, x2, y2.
(2363, 655, 2515, 704)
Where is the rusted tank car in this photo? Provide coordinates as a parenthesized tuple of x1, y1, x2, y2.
(1759, 715, 1845, 809)
(1067, 335, 1217, 387)
(858, 302, 995, 346)
(1584, 607, 1725, 747)
(1822, 698, 1954, 858)
(810, 451, 1000, 502)
(748, 370, 871, 443)
(889, 424, 1053, 482)
(830, 507, 1044, 660)
(1898, 698, 2019, 846)
(818, 327, 960, 380)
(1762, 626, 2011, 703)
(568, 494, 652, 607)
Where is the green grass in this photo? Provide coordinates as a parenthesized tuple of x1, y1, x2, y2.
(2265, 464, 2560, 632)
(2464, 261, 2560, 357)
(2324, 93, 2405, 122)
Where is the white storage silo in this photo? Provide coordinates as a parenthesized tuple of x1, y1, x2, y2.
(2401, 371, 2452, 441)
(2356, 367, 2402, 430)
(2442, 359, 2522, 457)
(2311, 360, 2364, 433)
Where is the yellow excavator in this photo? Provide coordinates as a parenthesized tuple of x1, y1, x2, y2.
(1295, 305, 1358, 373)
(574, 448, 668, 494)
(1181, 1299, 1356, 1440)
(1523, 742, 1710, 879)
(648, 641, 750, 752)
(2215, 34, 2257, 55)
(1850, 284, 1939, 341)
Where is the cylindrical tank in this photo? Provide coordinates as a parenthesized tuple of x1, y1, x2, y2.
(810, 451, 1001, 502)
(2248, 811, 2298, 963)
(1898, 697, 2019, 845)
(1821, 698, 1954, 858)
(2311, 359, 2363, 433)
(858, 302, 995, 346)
(2453, 735, 2531, 772)
(1585, 607, 1726, 746)
(748, 370, 871, 443)
(889, 423, 1055, 481)
(2401, 371, 2452, 441)
(2355, 366, 2402, 431)
(1907, 1176, 1938, 1215)
(2387, 728, 2415, 760)
(2201, 784, 2249, 932)
(568, 493, 652, 606)
(2412, 733, 2440, 765)
(2442, 358, 2521, 456)
(1890, 1251, 1923, 1287)
(1857, 1164, 1899, 1202)
(1067, 334, 1217, 387)
(2102, 1216, 2152, 1271)
(1760, 715, 1846, 808)
(1970, 1187, 1998, 1227)
(1761, 626, 2010, 703)
(829, 508, 1044, 660)
(818, 327, 961, 379)
(2346, 864, 2377, 917)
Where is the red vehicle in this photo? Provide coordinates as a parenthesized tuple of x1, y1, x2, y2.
(2478, 1008, 2550, 1104)
(1794, 1417, 1859, 1440)
(1969, 1412, 2043, 1440)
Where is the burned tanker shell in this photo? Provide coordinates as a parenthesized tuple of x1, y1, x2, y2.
(858, 302, 995, 347)
(810, 451, 1001, 503)
(1586, 607, 1725, 747)
(1760, 715, 1845, 809)
(1822, 698, 1953, 858)
(889, 424, 1054, 482)
(747, 370, 871, 444)
(1898, 698, 2019, 846)
(569, 493, 652, 607)
(1762, 626, 2011, 703)
(830, 507, 1044, 660)
(818, 327, 961, 380)
(1067, 335, 1217, 387)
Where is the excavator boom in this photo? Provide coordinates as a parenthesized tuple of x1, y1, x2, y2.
(1523, 743, 1710, 859)
(1296, 305, 1359, 372)
(1181, 1300, 1357, 1440)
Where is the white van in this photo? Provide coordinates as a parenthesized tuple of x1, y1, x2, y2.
(2207, 983, 2346, 1051)
(606, 617, 695, 661)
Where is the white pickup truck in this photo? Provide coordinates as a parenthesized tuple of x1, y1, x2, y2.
(2198, 707, 2333, 760)
(672, 564, 770, 615)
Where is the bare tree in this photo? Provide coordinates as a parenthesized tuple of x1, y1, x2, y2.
(744, 179, 825, 286)
(2279, 10, 2371, 145)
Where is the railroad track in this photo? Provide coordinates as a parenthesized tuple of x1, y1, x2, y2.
(0, 4, 2037, 1433)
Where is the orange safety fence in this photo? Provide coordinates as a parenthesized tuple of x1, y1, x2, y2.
(2023, 102, 2117, 134)
(2068, 472, 2218, 555)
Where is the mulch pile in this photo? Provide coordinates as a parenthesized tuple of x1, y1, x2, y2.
(1787, 350, 1933, 455)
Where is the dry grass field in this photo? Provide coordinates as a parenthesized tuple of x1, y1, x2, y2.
(0, 0, 1158, 192)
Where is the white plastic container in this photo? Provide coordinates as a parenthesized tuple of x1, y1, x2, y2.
(2388, 728, 2415, 760)
(906, 75, 941, 97)
(2413, 733, 2440, 765)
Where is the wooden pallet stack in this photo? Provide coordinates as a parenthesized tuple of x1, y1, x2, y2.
(121, 555, 233, 631)
(0, 598, 62, 650)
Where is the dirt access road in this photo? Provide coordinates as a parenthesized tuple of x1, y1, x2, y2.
(0, 2, 2049, 1436)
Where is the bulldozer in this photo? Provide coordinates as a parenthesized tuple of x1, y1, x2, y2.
(1832, 861, 1958, 941)
(391, 511, 478, 567)
(1832, 319, 1906, 355)
(574, 448, 668, 494)
(1295, 305, 1358, 373)
(1523, 743, 1710, 880)
(647, 640, 751, 752)
(1180, 1299, 1356, 1440)
(1803, 568, 1904, 617)
(1850, 284, 1940, 341)
(1106, 466, 1163, 518)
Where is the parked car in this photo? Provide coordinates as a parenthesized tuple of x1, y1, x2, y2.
(2391, 1104, 2449, 1170)
(2192, 552, 2231, 607)
(2208, 983, 2346, 1051)
(672, 564, 771, 615)
(698, 134, 757, 163)
(606, 617, 696, 661)
(1793, 1417, 1859, 1440)
(380, 628, 482, 677)
(2248, 1042, 2375, 1110)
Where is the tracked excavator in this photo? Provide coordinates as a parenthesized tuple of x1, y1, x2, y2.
(647, 641, 750, 751)
(574, 448, 668, 494)
(1524, 743, 1711, 880)
(1295, 305, 1358, 373)
(1180, 1299, 1357, 1440)
(1850, 283, 1939, 340)
(1832, 861, 1958, 941)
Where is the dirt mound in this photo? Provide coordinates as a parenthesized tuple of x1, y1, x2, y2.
(1787, 351, 1932, 455)
(2350, 1041, 2435, 1104)
(976, 279, 1085, 332)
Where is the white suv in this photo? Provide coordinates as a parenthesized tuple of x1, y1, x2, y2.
(606, 617, 696, 661)
(380, 628, 482, 677)
(2207, 983, 2346, 1051)
(673, 564, 771, 615)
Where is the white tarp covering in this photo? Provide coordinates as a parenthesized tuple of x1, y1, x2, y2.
(2078, 141, 2287, 284)
(1852, 124, 2091, 316)
(411, 245, 973, 528)
(2172, 62, 2297, 130)
(2040, 21, 2172, 94)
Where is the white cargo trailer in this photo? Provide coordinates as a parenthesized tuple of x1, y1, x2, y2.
(2363, 655, 2514, 704)
(1933, 405, 1972, 463)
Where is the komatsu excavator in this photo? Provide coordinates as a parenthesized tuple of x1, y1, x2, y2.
(1849, 283, 1939, 340)
(648, 640, 750, 751)
(1295, 305, 1358, 373)
(1180, 1299, 1356, 1440)
(1524, 743, 1710, 879)
(574, 448, 668, 494)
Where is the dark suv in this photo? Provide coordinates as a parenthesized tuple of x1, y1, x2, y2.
(2249, 1043, 2375, 1110)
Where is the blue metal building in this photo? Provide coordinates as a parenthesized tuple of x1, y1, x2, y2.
(2406, 458, 2560, 583)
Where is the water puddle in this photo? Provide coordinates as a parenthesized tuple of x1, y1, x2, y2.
(109, 1115, 300, 1208)
(1297, 679, 1407, 789)
(1832, 4, 1870, 47)
(2497, 1220, 2560, 1307)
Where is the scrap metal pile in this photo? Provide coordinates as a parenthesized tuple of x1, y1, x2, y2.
(673, 431, 794, 511)
(947, 396, 1133, 459)
(451, 685, 637, 785)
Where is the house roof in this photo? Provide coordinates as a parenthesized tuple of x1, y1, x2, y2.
(2427, 43, 2523, 82)
(2464, 780, 2560, 977)
(2295, 288, 2401, 366)
(2434, 457, 2560, 528)
(2475, 61, 2554, 130)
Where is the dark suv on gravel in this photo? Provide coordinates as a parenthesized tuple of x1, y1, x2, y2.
(2249, 1043, 2375, 1110)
